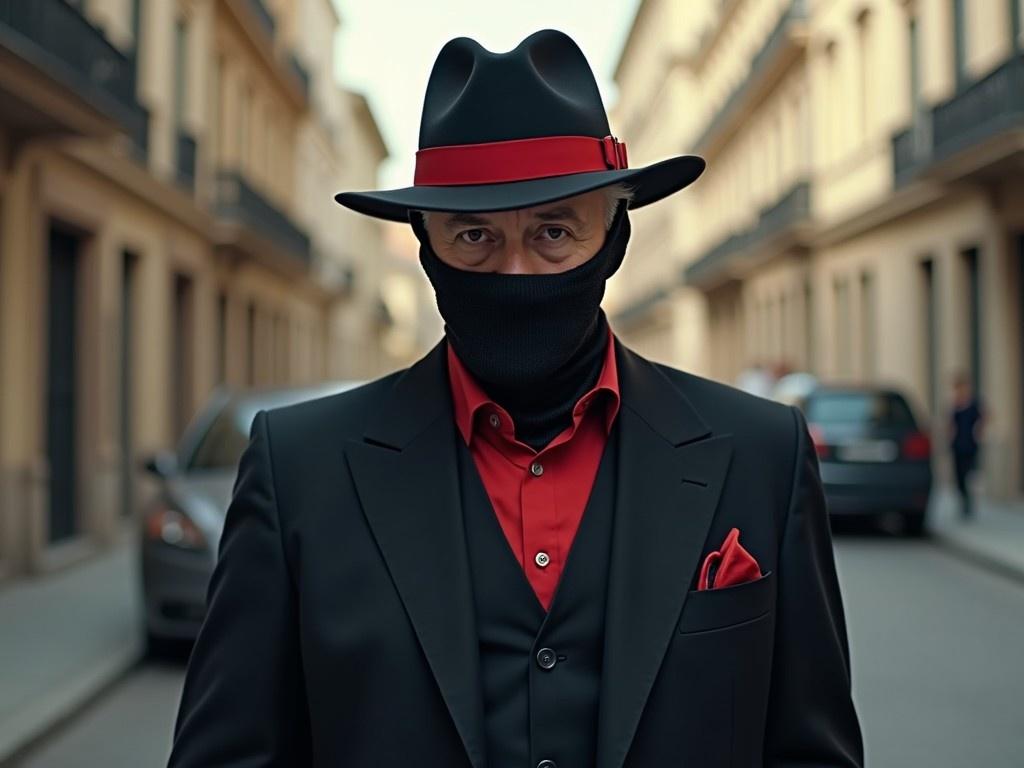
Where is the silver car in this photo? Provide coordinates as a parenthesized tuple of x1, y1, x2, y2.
(139, 381, 359, 652)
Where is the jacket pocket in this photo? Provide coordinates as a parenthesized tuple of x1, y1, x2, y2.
(677, 570, 775, 634)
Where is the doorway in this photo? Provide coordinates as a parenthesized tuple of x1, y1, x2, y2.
(120, 251, 138, 518)
(46, 226, 81, 544)
(171, 272, 195, 442)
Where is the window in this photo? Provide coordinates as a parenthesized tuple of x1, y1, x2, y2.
(952, 0, 968, 90)
(1012, 0, 1022, 51)
(908, 17, 921, 113)
(856, 10, 872, 140)
(174, 19, 189, 128)
(860, 271, 876, 379)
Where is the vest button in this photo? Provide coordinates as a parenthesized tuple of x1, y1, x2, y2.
(536, 647, 557, 670)
(537, 761, 557, 768)
(534, 551, 550, 568)
(530, 461, 544, 477)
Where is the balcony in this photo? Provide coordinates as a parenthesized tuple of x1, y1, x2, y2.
(0, 0, 148, 153)
(215, 171, 311, 270)
(684, 181, 811, 289)
(223, 0, 309, 109)
(892, 52, 1024, 186)
(611, 286, 671, 330)
(175, 130, 196, 193)
(691, 0, 808, 156)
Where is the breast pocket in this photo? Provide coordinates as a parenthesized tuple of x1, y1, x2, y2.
(677, 570, 775, 634)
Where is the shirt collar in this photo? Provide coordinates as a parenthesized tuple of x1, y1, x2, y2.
(447, 324, 621, 446)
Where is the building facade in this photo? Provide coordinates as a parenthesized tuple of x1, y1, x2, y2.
(610, 0, 1024, 499)
(0, 0, 406, 581)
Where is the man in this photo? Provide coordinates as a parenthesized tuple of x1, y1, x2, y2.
(169, 30, 863, 767)
(949, 372, 985, 518)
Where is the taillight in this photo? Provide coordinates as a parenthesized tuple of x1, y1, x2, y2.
(145, 506, 207, 550)
(902, 431, 932, 460)
(808, 423, 831, 459)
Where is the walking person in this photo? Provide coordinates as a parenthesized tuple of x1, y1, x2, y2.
(950, 372, 985, 518)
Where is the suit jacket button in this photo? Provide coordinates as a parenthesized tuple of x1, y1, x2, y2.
(537, 761, 557, 768)
(536, 647, 557, 670)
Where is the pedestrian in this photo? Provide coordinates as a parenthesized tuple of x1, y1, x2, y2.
(168, 29, 863, 767)
(950, 372, 985, 518)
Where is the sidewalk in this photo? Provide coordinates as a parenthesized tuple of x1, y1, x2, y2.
(929, 487, 1024, 583)
(0, 538, 143, 765)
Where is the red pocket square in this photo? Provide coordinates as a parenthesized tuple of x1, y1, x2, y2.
(698, 528, 762, 591)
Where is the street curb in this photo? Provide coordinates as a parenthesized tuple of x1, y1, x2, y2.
(930, 528, 1024, 587)
(0, 640, 143, 766)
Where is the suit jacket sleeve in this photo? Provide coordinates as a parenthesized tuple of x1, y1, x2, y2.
(168, 410, 311, 767)
(764, 406, 864, 767)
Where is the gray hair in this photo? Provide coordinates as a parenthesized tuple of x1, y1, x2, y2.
(418, 182, 634, 230)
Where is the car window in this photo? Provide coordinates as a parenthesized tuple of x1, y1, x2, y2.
(805, 391, 917, 428)
(186, 384, 358, 471)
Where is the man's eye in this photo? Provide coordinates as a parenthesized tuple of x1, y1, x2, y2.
(541, 227, 568, 241)
(458, 229, 487, 244)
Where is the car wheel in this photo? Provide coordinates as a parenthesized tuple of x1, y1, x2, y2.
(903, 509, 928, 537)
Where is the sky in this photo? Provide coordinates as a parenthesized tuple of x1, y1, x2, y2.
(332, 0, 643, 191)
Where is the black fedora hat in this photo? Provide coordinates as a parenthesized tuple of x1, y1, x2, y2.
(334, 29, 705, 223)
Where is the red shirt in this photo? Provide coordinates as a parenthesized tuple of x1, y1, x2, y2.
(447, 329, 621, 611)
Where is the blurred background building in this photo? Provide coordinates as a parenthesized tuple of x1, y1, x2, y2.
(608, 0, 1024, 501)
(0, 0, 435, 582)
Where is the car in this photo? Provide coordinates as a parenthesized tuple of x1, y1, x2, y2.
(139, 381, 360, 652)
(802, 385, 933, 536)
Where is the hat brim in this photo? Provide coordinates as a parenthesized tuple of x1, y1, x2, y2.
(334, 155, 705, 223)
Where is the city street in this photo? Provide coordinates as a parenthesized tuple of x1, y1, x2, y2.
(10, 531, 1024, 768)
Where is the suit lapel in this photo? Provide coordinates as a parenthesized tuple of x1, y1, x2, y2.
(596, 344, 734, 768)
(344, 341, 487, 768)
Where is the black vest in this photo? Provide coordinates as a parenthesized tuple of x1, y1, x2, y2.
(457, 426, 619, 768)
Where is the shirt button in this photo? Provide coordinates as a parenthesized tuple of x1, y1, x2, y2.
(534, 551, 550, 568)
(530, 461, 544, 477)
(536, 647, 557, 670)
(537, 761, 557, 768)
(488, 413, 501, 428)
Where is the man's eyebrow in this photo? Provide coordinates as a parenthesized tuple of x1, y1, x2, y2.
(532, 206, 583, 224)
(442, 213, 493, 231)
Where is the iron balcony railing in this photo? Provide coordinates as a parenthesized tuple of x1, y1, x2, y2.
(932, 51, 1024, 161)
(892, 52, 1024, 186)
(216, 171, 311, 266)
(0, 0, 148, 154)
(691, 0, 808, 153)
(684, 181, 810, 287)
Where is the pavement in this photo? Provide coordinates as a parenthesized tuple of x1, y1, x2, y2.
(928, 487, 1024, 583)
(0, 486, 1021, 765)
(0, 537, 143, 766)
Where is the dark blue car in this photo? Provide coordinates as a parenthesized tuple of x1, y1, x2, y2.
(802, 386, 933, 536)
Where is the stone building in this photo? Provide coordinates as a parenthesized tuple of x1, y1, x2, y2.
(609, 0, 1024, 499)
(0, 0, 410, 580)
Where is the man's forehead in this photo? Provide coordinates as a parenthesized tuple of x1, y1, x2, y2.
(438, 201, 588, 230)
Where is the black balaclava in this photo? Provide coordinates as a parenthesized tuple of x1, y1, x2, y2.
(412, 202, 631, 450)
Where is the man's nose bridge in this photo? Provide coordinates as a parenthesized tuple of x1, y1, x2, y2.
(498, 239, 531, 274)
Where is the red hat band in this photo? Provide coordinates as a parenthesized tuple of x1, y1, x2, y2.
(414, 135, 629, 187)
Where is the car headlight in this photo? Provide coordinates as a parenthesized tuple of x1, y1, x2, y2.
(145, 506, 207, 550)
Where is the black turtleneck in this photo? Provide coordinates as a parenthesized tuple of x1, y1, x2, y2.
(480, 310, 611, 451)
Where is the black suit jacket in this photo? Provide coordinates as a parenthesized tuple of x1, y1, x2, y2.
(168, 339, 863, 768)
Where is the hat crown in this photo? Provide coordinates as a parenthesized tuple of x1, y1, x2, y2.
(418, 29, 611, 149)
